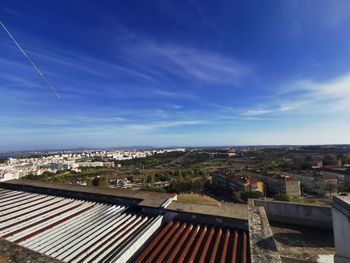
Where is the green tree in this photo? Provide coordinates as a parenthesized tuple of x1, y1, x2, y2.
(325, 182, 337, 196)
(92, 176, 108, 187)
(142, 175, 147, 185)
(150, 175, 156, 186)
(194, 169, 200, 177)
(240, 191, 264, 202)
(274, 193, 290, 202)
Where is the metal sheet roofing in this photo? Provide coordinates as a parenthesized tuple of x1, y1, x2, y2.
(0, 188, 160, 263)
(135, 220, 250, 263)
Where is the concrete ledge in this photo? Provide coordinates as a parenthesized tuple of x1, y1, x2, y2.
(248, 200, 282, 263)
(332, 195, 350, 263)
(333, 195, 350, 218)
(166, 201, 248, 229)
(0, 179, 176, 208)
(334, 255, 350, 263)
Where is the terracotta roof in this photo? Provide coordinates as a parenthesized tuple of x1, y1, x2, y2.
(135, 219, 249, 263)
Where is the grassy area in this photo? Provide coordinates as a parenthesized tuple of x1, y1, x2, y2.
(176, 194, 220, 206)
(291, 197, 332, 207)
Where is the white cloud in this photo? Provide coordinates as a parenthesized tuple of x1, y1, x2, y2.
(287, 74, 350, 114)
(241, 73, 350, 118)
(125, 42, 250, 85)
(124, 120, 204, 131)
(242, 109, 272, 117)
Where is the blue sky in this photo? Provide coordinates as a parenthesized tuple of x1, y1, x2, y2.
(1, 0, 350, 151)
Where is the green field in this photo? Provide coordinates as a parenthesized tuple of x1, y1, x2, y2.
(176, 194, 220, 206)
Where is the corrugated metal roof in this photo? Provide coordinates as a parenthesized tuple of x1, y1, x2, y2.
(135, 220, 249, 263)
(0, 187, 251, 263)
(0, 188, 159, 263)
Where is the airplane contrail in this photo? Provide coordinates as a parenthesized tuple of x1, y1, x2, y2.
(0, 20, 61, 99)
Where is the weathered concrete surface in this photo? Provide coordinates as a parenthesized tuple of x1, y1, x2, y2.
(0, 179, 176, 208)
(254, 200, 332, 229)
(271, 222, 334, 262)
(167, 201, 247, 220)
(167, 201, 248, 229)
(332, 195, 350, 263)
(248, 200, 282, 263)
(0, 238, 62, 263)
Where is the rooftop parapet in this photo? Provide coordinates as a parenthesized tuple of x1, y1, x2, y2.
(248, 200, 282, 263)
(0, 179, 176, 208)
(332, 195, 350, 263)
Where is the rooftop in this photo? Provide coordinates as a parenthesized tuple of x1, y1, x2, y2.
(0, 179, 176, 208)
(0, 180, 283, 263)
(0, 187, 157, 263)
(333, 194, 350, 218)
(270, 222, 334, 262)
(167, 201, 248, 221)
(334, 194, 350, 206)
(134, 219, 249, 263)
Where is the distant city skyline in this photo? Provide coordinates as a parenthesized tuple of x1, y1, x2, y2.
(1, 0, 350, 151)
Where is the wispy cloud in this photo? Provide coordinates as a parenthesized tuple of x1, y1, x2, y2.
(241, 103, 302, 117)
(240, 73, 350, 119)
(282, 74, 350, 114)
(125, 42, 250, 85)
(124, 120, 204, 131)
(280, 0, 350, 38)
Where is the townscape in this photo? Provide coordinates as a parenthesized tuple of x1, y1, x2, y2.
(2, 1, 350, 262)
(1, 145, 349, 206)
(1, 145, 350, 262)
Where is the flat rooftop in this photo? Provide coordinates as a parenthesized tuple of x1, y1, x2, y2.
(333, 194, 350, 208)
(168, 201, 248, 221)
(270, 222, 334, 262)
(0, 179, 176, 208)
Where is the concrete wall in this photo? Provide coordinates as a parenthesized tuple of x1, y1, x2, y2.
(332, 196, 350, 263)
(248, 200, 282, 263)
(254, 200, 332, 229)
(0, 183, 140, 207)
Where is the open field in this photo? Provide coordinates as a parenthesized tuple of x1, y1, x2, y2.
(176, 193, 220, 206)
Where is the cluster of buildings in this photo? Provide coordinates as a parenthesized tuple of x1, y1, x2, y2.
(0, 148, 186, 182)
(212, 167, 346, 198)
(212, 171, 265, 194)
(213, 170, 301, 198)
(293, 154, 350, 169)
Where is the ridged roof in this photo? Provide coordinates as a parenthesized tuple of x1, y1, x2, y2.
(135, 220, 249, 263)
(0, 188, 157, 263)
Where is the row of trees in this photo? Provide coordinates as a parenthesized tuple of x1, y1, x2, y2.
(117, 151, 186, 167)
(166, 172, 208, 193)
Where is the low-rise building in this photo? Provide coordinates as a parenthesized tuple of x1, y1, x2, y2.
(266, 175, 301, 197)
(242, 171, 301, 197)
(288, 172, 338, 195)
(212, 172, 264, 194)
